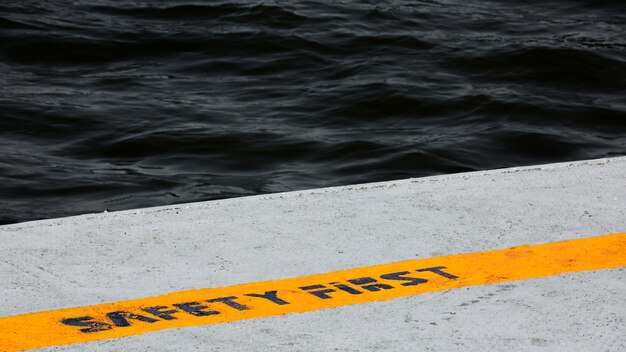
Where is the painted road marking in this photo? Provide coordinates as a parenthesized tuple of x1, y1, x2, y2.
(1, 233, 624, 351)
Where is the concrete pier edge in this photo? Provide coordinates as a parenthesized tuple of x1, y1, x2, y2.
(1, 156, 625, 351)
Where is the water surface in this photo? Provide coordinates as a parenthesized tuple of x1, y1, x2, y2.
(1, 0, 625, 224)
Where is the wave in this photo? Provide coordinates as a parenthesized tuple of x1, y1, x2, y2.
(0, 0, 624, 224)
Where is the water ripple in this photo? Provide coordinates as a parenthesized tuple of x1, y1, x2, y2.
(0, 0, 625, 224)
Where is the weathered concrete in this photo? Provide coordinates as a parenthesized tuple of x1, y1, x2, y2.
(1, 157, 625, 351)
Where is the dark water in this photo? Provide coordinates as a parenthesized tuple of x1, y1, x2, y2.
(1, 0, 625, 224)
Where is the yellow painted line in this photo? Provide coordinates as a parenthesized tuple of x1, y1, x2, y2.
(1, 233, 625, 351)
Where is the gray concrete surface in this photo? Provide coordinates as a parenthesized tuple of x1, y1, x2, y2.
(1, 157, 625, 351)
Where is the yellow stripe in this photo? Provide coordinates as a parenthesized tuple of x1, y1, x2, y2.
(1, 233, 625, 351)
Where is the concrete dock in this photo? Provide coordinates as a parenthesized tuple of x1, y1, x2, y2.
(1, 157, 625, 351)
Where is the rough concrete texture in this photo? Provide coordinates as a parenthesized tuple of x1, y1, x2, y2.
(1, 157, 625, 351)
